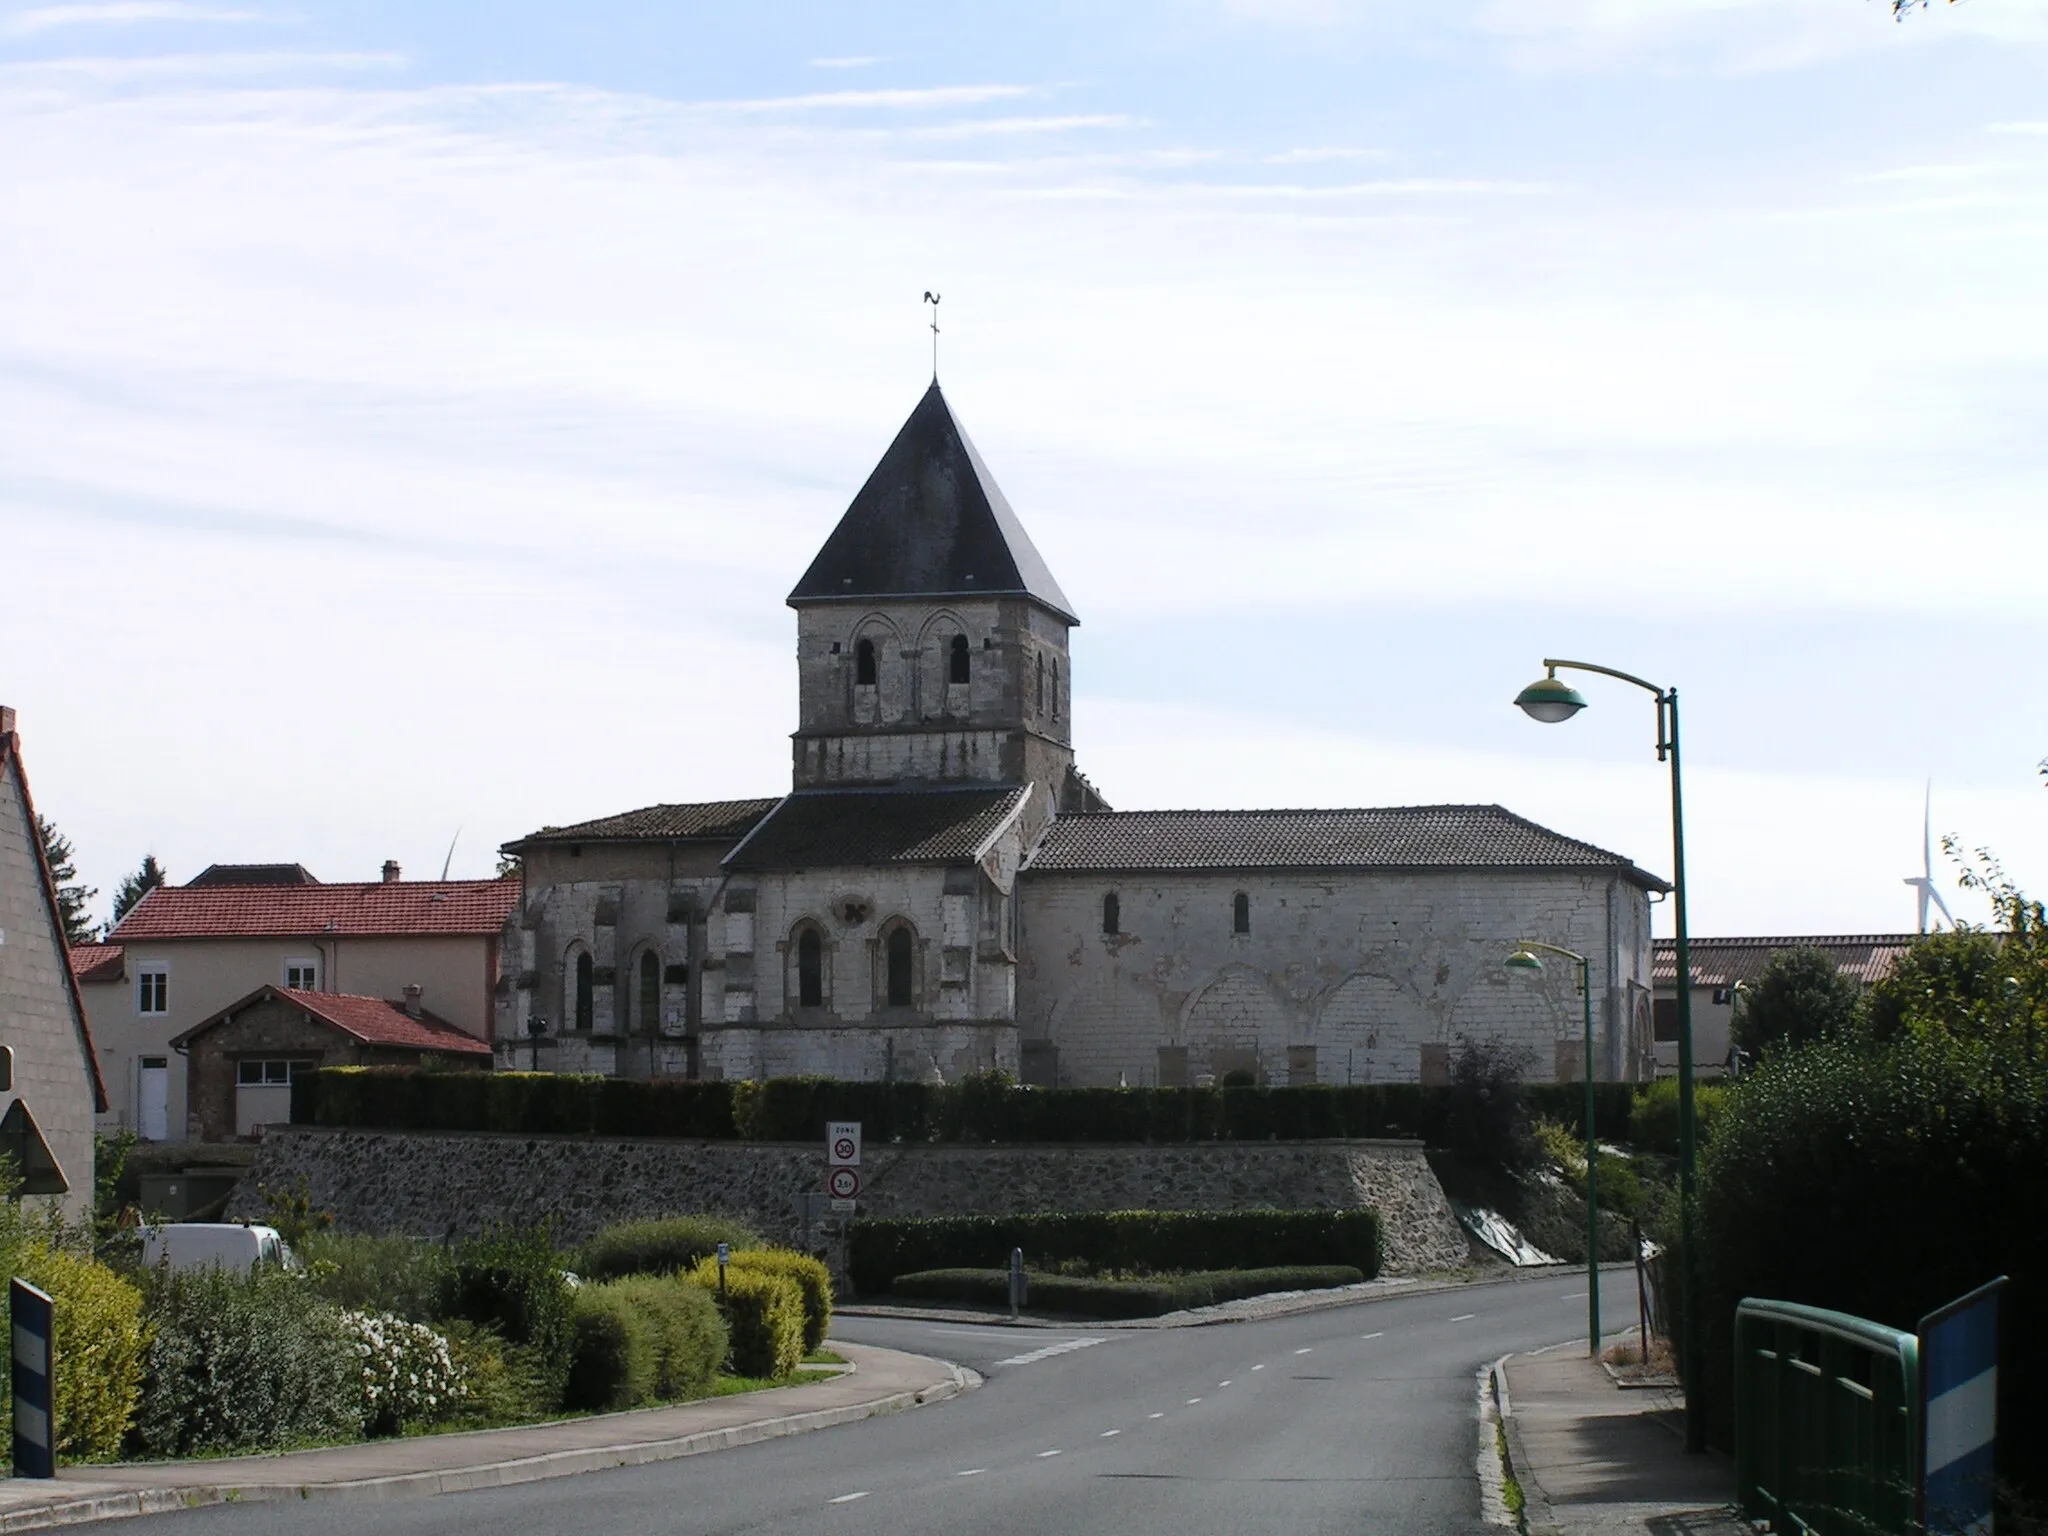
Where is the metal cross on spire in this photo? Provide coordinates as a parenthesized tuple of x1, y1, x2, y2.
(923, 290, 940, 381)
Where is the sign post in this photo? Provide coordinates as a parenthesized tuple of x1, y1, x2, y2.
(716, 1241, 730, 1305)
(11, 1278, 54, 1479)
(1919, 1276, 2005, 1536)
(1009, 1247, 1027, 1320)
(826, 1120, 861, 1214)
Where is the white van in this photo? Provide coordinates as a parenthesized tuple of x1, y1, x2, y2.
(140, 1223, 298, 1276)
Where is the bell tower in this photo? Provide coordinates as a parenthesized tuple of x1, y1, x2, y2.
(787, 383, 1081, 814)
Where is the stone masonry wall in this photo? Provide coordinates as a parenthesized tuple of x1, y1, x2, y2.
(231, 1128, 1468, 1279)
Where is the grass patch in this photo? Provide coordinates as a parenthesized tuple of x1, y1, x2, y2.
(803, 1349, 848, 1366)
(706, 1369, 840, 1397)
(1497, 1420, 1527, 1531)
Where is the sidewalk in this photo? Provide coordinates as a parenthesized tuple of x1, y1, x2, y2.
(0, 1342, 971, 1533)
(1496, 1346, 1749, 1536)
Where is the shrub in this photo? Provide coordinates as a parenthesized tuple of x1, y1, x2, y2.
(1695, 1033, 2048, 1498)
(724, 1249, 832, 1355)
(892, 1265, 1363, 1319)
(848, 1209, 1381, 1294)
(437, 1322, 535, 1426)
(300, 1231, 451, 1322)
(1629, 1078, 1727, 1158)
(340, 1310, 466, 1434)
(586, 1275, 726, 1399)
(689, 1264, 803, 1380)
(133, 1267, 359, 1457)
(4, 1246, 148, 1462)
(578, 1216, 762, 1282)
(437, 1228, 574, 1411)
(563, 1285, 657, 1411)
(1441, 1037, 1534, 1173)
(1733, 945, 1865, 1055)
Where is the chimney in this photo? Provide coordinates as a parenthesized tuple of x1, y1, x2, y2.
(402, 984, 423, 1018)
(382, 859, 402, 883)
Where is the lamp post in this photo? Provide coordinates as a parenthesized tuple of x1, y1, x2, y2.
(1506, 941, 1600, 1357)
(526, 1014, 548, 1073)
(1515, 657, 1704, 1453)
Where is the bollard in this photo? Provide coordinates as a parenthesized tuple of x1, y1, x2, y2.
(12, 1279, 54, 1479)
(1009, 1247, 1025, 1319)
(717, 1241, 730, 1307)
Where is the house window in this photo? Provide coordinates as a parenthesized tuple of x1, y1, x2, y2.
(574, 952, 595, 1032)
(856, 638, 878, 686)
(797, 927, 823, 1008)
(638, 950, 661, 1035)
(1233, 892, 1250, 935)
(1102, 893, 1120, 936)
(137, 967, 168, 1015)
(236, 1059, 310, 1087)
(885, 925, 915, 1007)
(1652, 997, 1680, 1043)
(949, 634, 971, 684)
(284, 959, 319, 991)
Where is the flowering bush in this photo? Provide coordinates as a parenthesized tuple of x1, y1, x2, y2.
(340, 1310, 466, 1435)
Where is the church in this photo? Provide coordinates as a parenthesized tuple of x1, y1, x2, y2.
(497, 382, 1665, 1088)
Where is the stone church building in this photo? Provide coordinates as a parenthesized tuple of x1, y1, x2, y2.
(499, 383, 1665, 1088)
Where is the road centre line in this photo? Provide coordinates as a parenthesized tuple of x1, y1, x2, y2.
(1562, 1292, 1587, 1301)
(829, 1492, 871, 1504)
(956, 1469, 984, 1477)
(1251, 1363, 1265, 1371)
(1295, 1347, 1313, 1355)
(1149, 1412, 1166, 1419)
(1186, 1397, 1203, 1405)
(1037, 1449, 1063, 1458)
(1361, 1332, 1384, 1340)
(1101, 1429, 1121, 1437)
(1450, 1313, 1477, 1322)
(1219, 1380, 1232, 1387)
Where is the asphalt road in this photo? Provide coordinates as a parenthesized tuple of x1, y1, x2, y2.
(112, 1273, 1598, 1536)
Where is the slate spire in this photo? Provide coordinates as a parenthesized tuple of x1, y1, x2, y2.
(788, 383, 1078, 624)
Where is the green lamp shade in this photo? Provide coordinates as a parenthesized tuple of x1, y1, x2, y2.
(1514, 676, 1588, 724)
(1505, 948, 1545, 972)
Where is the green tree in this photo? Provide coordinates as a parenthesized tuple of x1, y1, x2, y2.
(111, 854, 168, 925)
(1732, 945, 1863, 1056)
(35, 815, 98, 945)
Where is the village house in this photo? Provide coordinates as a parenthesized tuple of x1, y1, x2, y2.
(173, 984, 492, 1141)
(500, 382, 1667, 1088)
(0, 706, 107, 1224)
(86, 864, 518, 1140)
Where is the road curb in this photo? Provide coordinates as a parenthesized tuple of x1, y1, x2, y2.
(0, 1359, 978, 1533)
(1491, 1355, 1562, 1536)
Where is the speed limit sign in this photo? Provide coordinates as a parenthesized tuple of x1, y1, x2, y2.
(827, 1166, 860, 1200)
(827, 1120, 861, 1167)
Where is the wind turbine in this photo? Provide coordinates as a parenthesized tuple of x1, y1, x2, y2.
(1902, 783, 1955, 934)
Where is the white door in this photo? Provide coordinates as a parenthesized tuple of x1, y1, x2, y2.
(138, 1057, 169, 1141)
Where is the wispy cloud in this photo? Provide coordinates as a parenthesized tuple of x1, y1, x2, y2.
(702, 83, 1032, 113)
(0, 49, 401, 81)
(903, 113, 1139, 140)
(807, 55, 880, 69)
(1990, 121, 2048, 135)
(1, 2, 258, 37)
(1264, 146, 1390, 165)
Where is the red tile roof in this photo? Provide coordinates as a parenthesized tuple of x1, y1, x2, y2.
(175, 986, 492, 1056)
(108, 878, 521, 941)
(1653, 934, 1920, 988)
(68, 943, 125, 985)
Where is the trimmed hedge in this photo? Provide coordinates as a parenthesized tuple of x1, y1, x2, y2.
(578, 1216, 763, 1282)
(847, 1209, 1381, 1295)
(601, 1275, 728, 1399)
(893, 1265, 1364, 1318)
(436, 1229, 575, 1412)
(564, 1285, 657, 1411)
(721, 1249, 833, 1356)
(296, 1069, 1638, 1148)
(688, 1265, 804, 1380)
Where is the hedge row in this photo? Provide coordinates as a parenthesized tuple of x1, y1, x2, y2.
(294, 1068, 1636, 1146)
(847, 1209, 1381, 1295)
(892, 1265, 1365, 1319)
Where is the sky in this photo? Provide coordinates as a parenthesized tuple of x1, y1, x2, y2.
(4, 0, 2046, 939)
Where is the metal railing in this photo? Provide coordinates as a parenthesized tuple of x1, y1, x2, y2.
(1735, 1298, 1921, 1536)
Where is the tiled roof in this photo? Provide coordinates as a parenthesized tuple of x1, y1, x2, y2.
(187, 863, 320, 887)
(1654, 935, 1919, 989)
(1025, 804, 1666, 886)
(725, 786, 1031, 871)
(108, 878, 521, 941)
(177, 986, 491, 1056)
(787, 382, 1079, 623)
(513, 798, 782, 846)
(68, 943, 125, 985)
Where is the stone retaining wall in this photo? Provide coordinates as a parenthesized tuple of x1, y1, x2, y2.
(231, 1130, 1468, 1278)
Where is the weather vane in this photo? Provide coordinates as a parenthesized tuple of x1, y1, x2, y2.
(923, 290, 940, 381)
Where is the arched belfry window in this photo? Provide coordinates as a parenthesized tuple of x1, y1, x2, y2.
(1036, 653, 1046, 713)
(886, 925, 915, 1007)
(856, 637, 878, 686)
(1102, 893, 1120, 936)
(1233, 892, 1251, 934)
(797, 926, 824, 1009)
(638, 949, 661, 1035)
(573, 951, 594, 1032)
(1051, 661, 1061, 719)
(949, 634, 971, 685)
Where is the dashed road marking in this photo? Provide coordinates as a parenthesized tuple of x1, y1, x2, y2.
(1562, 1292, 1587, 1301)
(1037, 1449, 1063, 1459)
(1186, 1397, 1203, 1405)
(1251, 1363, 1265, 1371)
(1218, 1380, 1232, 1387)
(1149, 1412, 1166, 1419)
(956, 1469, 984, 1477)
(1361, 1331, 1384, 1341)
(1294, 1347, 1314, 1355)
(1450, 1313, 1476, 1323)
(1100, 1429, 1121, 1438)
(993, 1337, 1107, 1368)
(829, 1492, 871, 1504)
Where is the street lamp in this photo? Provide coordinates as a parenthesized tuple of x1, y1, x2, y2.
(1514, 657, 1704, 1453)
(1506, 941, 1601, 1358)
